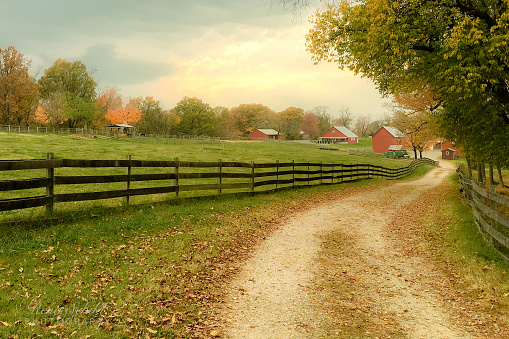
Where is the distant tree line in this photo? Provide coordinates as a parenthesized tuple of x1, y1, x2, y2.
(0, 46, 382, 139)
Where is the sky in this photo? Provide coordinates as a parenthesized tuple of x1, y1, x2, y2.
(1, 0, 391, 119)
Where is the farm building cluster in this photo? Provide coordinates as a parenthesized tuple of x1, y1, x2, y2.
(249, 125, 460, 160)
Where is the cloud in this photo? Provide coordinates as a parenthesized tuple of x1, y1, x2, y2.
(1, 0, 389, 118)
(79, 44, 177, 86)
(139, 20, 389, 115)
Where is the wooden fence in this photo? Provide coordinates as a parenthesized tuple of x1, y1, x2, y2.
(0, 124, 247, 141)
(457, 166, 509, 261)
(0, 155, 437, 215)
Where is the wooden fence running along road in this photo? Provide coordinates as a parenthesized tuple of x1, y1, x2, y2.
(457, 166, 509, 262)
(0, 155, 437, 215)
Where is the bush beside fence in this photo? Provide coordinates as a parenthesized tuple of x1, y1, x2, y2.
(457, 166, 509, 262)
(0, 155, 437, 215)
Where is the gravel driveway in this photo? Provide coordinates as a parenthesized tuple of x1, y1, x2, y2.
(217, 159, 494, 338)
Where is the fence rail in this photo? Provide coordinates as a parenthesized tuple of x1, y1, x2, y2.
(0, 155, 437, 215)
(0, 124, 249, 141)
(457, 166, 509, 261)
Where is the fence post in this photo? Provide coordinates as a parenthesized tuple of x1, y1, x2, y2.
(125, 155, 131, 205)
(292, 160, 295, 187)
(320, 162, 323, 185)
(275, 160, 279, 190)
(332, 162, 334, 184)
(174, 157, 179, 198)
(307, 162, 310, 186)
(251, 161, 255, 196)
(46, 153, 55, 215)
(218, 159, 222, 195)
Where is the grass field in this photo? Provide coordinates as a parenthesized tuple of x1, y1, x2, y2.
(0, 134, 411, 221)
(0, 133, 383, 162)
(0, 133, 439, 338)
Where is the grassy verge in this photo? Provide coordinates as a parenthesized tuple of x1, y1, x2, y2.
(422, 175, 509, 333)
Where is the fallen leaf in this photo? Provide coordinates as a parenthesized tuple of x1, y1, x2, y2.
(0, 321, 10, 326)
(147, 328, 157, 334)
(354, 274, 360, 281)
(42, 245, 54, 253)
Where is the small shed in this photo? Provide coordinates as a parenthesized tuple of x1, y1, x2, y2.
(107, 124, 135, 137)
(249, 129, 281, 140)
(442, 148, 457, 160)
(319, 126, 358, 144)
(441, 141, 461, 157)
(372, 126, 405, 154)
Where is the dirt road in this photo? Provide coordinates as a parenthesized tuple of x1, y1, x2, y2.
(217, 159, 493, 338)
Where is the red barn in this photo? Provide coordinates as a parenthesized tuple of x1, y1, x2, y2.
(372, 126, 405, 154)
(319, 126, 358, 144)
(249, 129, 281, 140)
(442, 148, 457, 160)
(441, 141, 461, 157)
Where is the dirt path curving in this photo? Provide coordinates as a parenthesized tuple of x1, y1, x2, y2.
(217, 159, 489, 338)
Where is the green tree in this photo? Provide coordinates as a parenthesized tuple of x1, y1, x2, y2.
(312, 106, 331, 136)
(214, 106, 233, 138)
(306, 0, 509, 164)
(136, 97, 179, 135)
(230, 103, 277, 137)
(39, 59, 97, 128)
(279, 106, 304, 139)
(170, 97, 216, 136)
(0, 46, 40, 125)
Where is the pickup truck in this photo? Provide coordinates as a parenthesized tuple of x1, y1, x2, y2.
(384, 149, 409, 158)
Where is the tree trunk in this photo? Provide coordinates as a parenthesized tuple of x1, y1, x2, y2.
(466, 156, 473, 178)
(489, 164, 495, 186)
(481, 163, 486, 184)
(498, 165, 506, 187)
(413, 147, 418, 159)
(477, 162, 484, 183)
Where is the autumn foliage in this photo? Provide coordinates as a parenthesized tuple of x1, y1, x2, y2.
(34, 106, 49, 125)
(105, 102, 142, 125)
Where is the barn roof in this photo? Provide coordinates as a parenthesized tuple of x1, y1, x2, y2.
(107, 123, 135, 128)
(257, 129, 280, 135)
(382, 126, 404, 137)
(333, 126, 358, 138)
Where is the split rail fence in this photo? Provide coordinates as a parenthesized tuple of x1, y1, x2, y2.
(0, 155, 437, 215)
(457, 166, 509, 261)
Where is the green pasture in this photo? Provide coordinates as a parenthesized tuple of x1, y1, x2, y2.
(0, 133, 408, 220)
(0, 133, 379, 163)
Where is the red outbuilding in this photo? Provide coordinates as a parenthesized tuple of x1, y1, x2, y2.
(441, 141, 461, 157)
(372, 126, 405, 154)
(319, 126, 358, 144)
(249, 129, 281, 140)
(442, 148, 457, 160)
